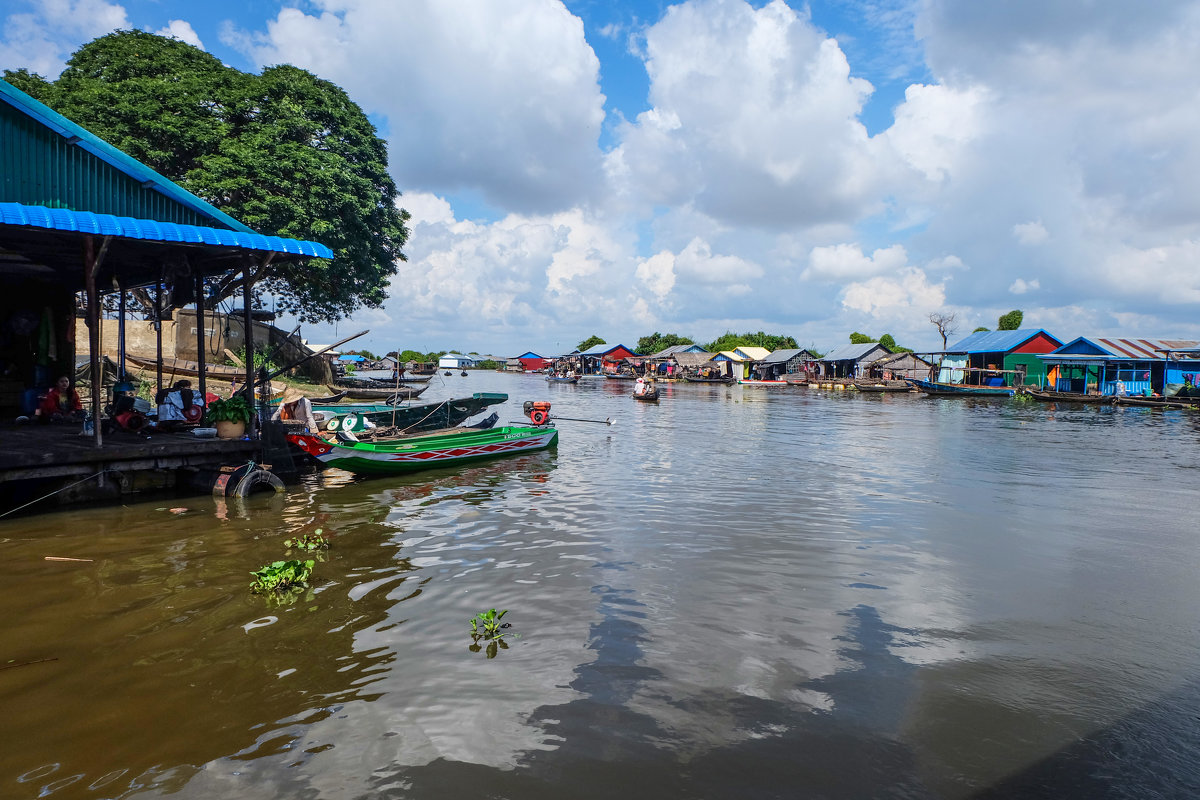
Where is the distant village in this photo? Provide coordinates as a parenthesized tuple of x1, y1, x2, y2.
(410, 328, 1198, 400)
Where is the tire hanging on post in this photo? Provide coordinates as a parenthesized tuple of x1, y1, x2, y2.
(212, 464, 285, 497)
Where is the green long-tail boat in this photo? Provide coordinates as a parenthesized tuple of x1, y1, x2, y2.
(287, 424, 557, 476)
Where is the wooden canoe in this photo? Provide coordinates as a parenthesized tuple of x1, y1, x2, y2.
(1023, 389, 1114, 404)
(326, 384, 428, 401)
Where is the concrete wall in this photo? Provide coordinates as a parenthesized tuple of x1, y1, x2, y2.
(74, 310, 331, 384)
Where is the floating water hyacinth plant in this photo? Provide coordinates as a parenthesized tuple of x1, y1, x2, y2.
(250, 559, 314, 595)
(470, 608, 511, 639)
(284, 529, 330, 551)
(469, 608, 517, 657)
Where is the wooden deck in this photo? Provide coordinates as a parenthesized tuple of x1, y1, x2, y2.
(0, 424, 262, 513)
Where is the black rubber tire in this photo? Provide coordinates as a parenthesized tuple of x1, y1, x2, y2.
(213, 465, 285, 497)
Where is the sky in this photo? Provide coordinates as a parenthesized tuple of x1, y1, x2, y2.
(4, 0, 1200, 356)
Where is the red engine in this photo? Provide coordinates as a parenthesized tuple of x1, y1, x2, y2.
(522, 400, 551, 425)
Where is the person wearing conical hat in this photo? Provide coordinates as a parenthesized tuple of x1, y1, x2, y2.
(271, 385, 320, 433)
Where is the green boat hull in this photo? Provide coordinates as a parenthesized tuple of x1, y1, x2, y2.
(287, 425, 557, 476)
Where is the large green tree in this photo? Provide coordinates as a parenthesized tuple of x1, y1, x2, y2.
(997, 309, 1024, 330)
(577, 335, 606, 351)
(637, 332, 694, 354)
(849, 332, 877, 344)
(704, 331, 798, 352)
(7, 31, 409, 322)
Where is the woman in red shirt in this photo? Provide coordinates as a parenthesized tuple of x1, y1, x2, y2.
(38, 375, 84, 423)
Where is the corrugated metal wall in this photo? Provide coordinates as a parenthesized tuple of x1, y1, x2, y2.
(0, 103, 213, 226)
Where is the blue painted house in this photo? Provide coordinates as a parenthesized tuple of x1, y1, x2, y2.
(1038, 337, 1200, 396)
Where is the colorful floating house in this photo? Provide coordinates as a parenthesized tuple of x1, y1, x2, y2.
(570, 343, 640, 375)
(0, 77, 331, 508)
(1037, 337, 1200, 396)
(514, 351, 551, 372)
(938, 329, 1062, 386)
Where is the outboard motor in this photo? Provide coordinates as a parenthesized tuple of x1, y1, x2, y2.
(523, 400, 551, 425)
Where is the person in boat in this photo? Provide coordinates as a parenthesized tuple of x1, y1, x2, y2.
(272, 385, 322, 434)
(37, 374, 84, 423)
(634, 377, 654, 396)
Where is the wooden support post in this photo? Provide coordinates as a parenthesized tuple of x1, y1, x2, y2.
(155, 275, 163, 392)
(194, 270, 207, 403)
(242, 257, 256, 439)
(83, 235, 111, 449)
(117, 280, 126, 380)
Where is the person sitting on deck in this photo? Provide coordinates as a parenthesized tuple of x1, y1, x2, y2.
(272, 385, 322, 434)
(37, 375, 84, 423)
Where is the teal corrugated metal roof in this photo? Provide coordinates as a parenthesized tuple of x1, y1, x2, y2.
(1, 202, 332, 258)
(0, 78, 253, 233)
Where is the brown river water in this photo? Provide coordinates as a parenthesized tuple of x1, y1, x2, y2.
(2, 370, 1199, 799)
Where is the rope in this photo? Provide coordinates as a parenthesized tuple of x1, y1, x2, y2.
(0, 470, 115, 519)
(396, 399, 451, 434)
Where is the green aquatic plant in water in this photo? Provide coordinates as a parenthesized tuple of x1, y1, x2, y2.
(284, 529, 330, 551)
(469, 609, 517, 658)
(250, 559, 314, 595)
(470, 608, 510, 639)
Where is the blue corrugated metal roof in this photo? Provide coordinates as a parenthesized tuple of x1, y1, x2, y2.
(946, 329, 1058, 353)
(0, 202, 333, 259)
(0, 79, 254, 233)
(578, 343, 639, 356)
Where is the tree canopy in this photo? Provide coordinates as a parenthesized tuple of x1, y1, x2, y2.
(704, 331, 798, 352)
(997, 309, 1024, 330)
(577, 335, 606, 351)
(637, 332, 695, 354)
(6, 31, 410, 322)
(849, 332, 877, 344)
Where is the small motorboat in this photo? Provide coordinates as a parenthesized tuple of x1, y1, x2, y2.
(444, 371, 453, 376)
(461, 370, 469, 377)
(632, 377, 659, 402)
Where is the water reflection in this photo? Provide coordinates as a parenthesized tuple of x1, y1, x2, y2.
(3, 372, 1200, 798)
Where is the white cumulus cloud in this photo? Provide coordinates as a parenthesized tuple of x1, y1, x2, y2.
(154, 20, 203, 49)
(227, 0, 607, 214)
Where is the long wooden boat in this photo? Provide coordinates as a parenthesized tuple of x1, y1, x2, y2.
(907, 378, 1015, 397)
(286, 425, 558, 476)
(854, 380, 914, 393)
(1023, 389, 1114, 404)
(604, 373, 637, 380)
(346, 369, 433, 383)
(683, 376, 735, 384)
(1114, 396, 1197, 409)
(125, 352, 245, 380)
(310, 392, 508, 433)
(739, 379, 789, 386)
(326, 384, 427, 401)
(546, 375, 579, 384)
